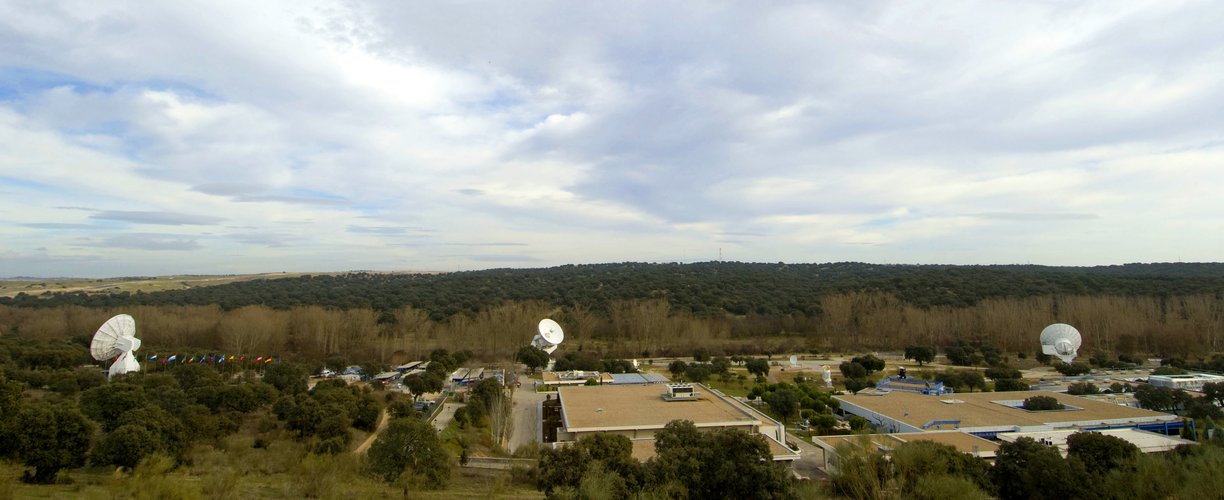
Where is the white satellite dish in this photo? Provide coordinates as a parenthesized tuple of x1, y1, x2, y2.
(91, 314, 141, 379)
(531, 318, 565, 353)
(538, 319, 564, 345)
(1040, 323, 1082, 364)
(789, 355, 798, 367)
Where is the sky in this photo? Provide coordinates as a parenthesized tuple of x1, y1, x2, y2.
(2, 1, 1223, 277)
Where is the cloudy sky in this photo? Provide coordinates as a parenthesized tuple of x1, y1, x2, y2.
(2, 1, 1223, 277)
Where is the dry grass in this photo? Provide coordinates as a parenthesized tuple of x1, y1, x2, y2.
(0, 273, 329, 298)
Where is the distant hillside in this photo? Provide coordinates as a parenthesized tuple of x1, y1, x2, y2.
(3, 262, 1223, 319)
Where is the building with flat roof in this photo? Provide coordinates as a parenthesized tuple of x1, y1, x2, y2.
(813, 431, 1000, 473)
(609, 373, 671, 384)
(996, 428, 1196, 455)
(1148, 373, 1224, 392)
(551, 383, 799, 462)
(836, 390, 1183, 438)
(541, 370, 615, 387)
(874, 376, 953, 395)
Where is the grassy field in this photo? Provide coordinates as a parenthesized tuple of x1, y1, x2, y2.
(0, 273, 326, 298)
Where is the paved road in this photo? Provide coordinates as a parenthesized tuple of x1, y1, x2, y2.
(432, 402, 462, 432)
(508, 381, 548, 452)
(787, 432, 830, 480)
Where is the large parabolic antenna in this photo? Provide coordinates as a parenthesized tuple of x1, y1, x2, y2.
(1040, 323, 1081, 364)
(91, 314, 141, 378)
(531, 318, 565, 355)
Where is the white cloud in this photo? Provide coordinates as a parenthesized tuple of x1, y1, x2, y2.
(2, 0, 1224, 276)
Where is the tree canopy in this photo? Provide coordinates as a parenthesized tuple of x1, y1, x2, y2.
(15, 401, 94, 483)
(365, 417, 451, 488)
(9, 262, 1224, 318)
(516, 346, 550, 373)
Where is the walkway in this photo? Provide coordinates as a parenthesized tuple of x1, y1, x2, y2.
(508, 382, 548, 452)
(352, 409, 389, 455)
(432, 402, 462, 432)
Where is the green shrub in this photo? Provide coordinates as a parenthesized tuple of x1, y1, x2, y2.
(1022, 396, 1064, 411)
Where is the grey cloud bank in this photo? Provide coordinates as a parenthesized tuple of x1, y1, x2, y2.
(1, 1, 1222, 277)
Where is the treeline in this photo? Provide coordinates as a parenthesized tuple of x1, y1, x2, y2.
(3, 288, 1224, 364)
(6, 262, 1224, 318)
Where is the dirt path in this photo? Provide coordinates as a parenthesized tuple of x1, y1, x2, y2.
(353, 409, 389, 455)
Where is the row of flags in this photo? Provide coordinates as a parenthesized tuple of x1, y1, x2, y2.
(145, 354, 275, 364)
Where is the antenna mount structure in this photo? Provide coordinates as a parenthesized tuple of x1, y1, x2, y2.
(530, 318, 565, 358)
(1040, 323, 1082, 364)
(90, 314, 142, 379)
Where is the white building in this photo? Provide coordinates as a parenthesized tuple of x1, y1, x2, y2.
(1147, 373, 1224, 392)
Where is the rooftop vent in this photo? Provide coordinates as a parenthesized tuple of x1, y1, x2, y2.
(662, 383, 701, 401)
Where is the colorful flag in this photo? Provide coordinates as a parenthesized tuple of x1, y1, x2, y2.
(168, 354, 178, 362)
(148, 354, 158, 361)
(264, 357, 273, 363)
(228, 355, 235, 362)
(255, 356, 263, 363)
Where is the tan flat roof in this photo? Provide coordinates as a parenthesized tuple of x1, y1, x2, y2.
(558, 384, 760, 432)
(816, 431, 999, 458)
(837, 390, 1174, 430)
(630, 439, 656, 461)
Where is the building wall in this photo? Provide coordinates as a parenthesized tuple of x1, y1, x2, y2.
(836, 399, 924, 434)
(1148, 375, 1224, 392)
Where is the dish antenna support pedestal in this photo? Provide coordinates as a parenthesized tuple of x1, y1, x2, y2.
(1040, 323, 1082, 364)
(530, 318, 565, 359)
(90, 314, 142, 379)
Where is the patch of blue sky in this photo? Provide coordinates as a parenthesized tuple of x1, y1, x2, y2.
(475, 88, 523, 111)
(860, 215, 906, 229)
(0, 175, 63, 194)
(134, 78, 220, 102)
(0, 66, 219, 103)
(0, 66, 110, 100)
(350, 201, 392, 215)
(59, 120, 130, 137)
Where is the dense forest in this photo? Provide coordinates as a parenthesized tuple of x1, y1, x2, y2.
(6, 262, 1224, 317)
(2, 262, 1224, 363)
